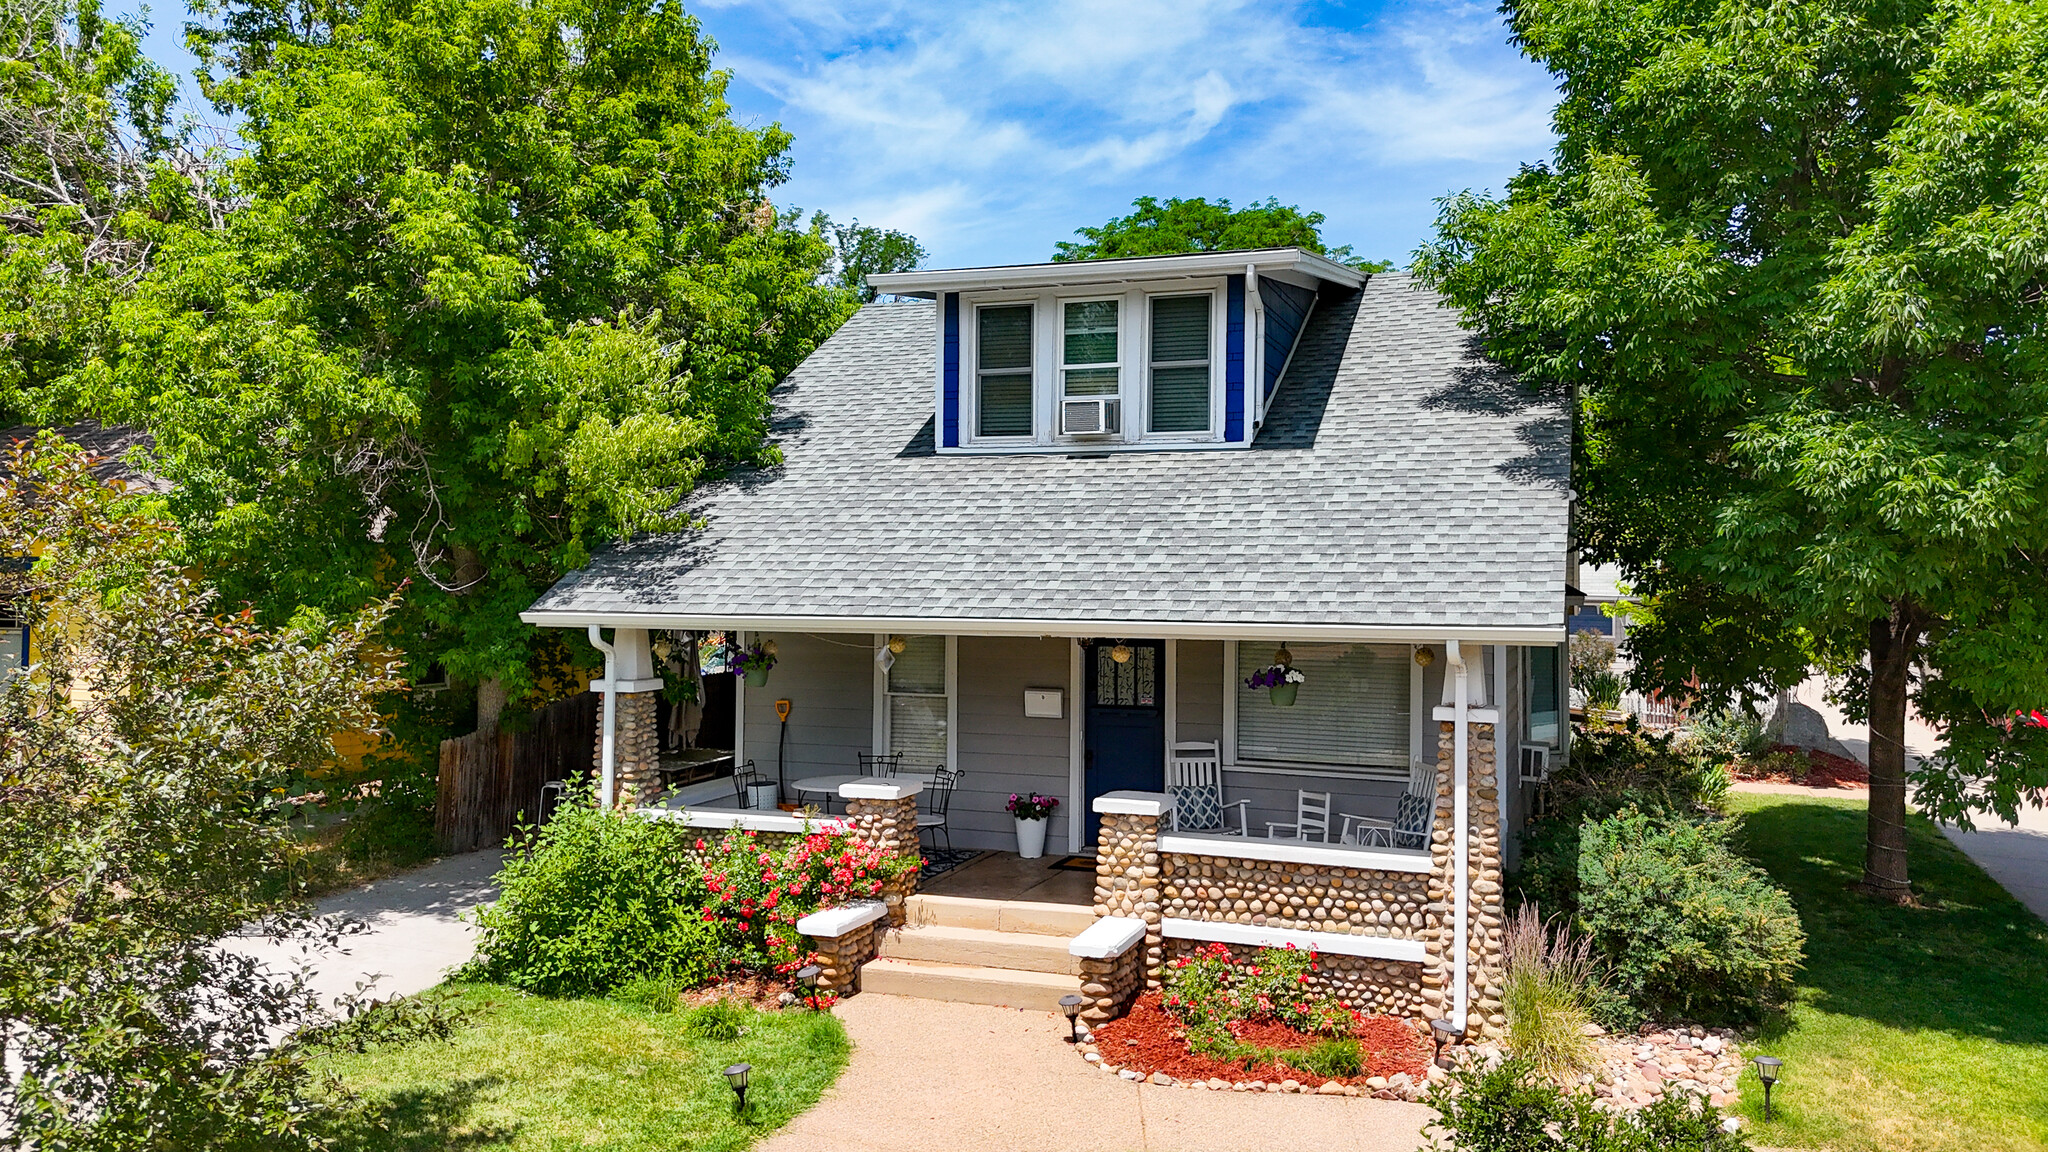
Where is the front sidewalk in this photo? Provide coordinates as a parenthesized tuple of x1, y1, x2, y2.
(758, 993, 1434, 1152)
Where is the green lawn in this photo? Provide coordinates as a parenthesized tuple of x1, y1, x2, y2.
(1727, 793, 2048, 1152)
(309, 984, 849, 1151)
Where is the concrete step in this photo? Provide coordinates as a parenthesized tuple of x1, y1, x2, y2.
(857, 956, 1081, 1011)
(904, 893, 1096, 936)
(876, 923, 1081, 975)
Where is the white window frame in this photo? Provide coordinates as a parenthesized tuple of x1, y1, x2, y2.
(1141, 289, 1222, 441)
(872, 633, 958, 773)
(1056, 294, 1124, 402)
(968, 299, 1038, 443)
(1220, 639, 1419, 782)
(1522, 643, 1566, 750)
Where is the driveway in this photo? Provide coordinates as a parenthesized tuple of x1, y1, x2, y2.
(759, 993, 1434, 1152)
(228, 849, 505, 1010)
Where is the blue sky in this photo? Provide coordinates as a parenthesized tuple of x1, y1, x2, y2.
(128, 0, 1560, 268)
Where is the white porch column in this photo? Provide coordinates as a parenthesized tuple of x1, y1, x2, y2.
(589, 626, 664, 807)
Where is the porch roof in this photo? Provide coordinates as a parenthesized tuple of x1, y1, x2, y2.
(523, 274, 1569, 643)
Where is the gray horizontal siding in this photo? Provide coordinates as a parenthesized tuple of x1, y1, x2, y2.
(1177, 640, 1223, 747)
(952, 636, 1073, 853)
(740, 632, 872, 796)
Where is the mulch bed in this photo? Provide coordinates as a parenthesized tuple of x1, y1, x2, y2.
(681, 975, 795, 1010)
(1730, 744, 1870, 788)
(1088, 993, 1432, 1085)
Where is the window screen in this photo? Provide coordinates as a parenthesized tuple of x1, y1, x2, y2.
(1235, 643, 1410, 774)
(1527, 645, 1561, 746)
(977, 305, 1033, 436)
(1062, 300, 1119, 396)
(886, 635, 948, 770)
(0, 622, 23, 677)
(1149, 294, 1211, 432)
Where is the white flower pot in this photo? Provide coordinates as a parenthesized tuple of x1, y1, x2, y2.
(1013, 816, 1049, 859)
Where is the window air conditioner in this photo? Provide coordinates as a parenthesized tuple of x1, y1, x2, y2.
(1060, 397, 1121, 436)
(1518, 743, 1551, 784)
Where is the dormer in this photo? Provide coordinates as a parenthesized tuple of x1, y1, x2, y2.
(867, 248, 1366, 454)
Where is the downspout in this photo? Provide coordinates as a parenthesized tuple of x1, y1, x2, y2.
(589, 625, 618, 808)
(1446, 640, 1471, 1032)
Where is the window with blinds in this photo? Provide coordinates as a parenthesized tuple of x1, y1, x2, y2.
(977, 305, 1033, 437)
(1061, 299, 1120, 397)
(1527, 645, 1562, 746)
(1235, 642, 1411, 775)
(1149, 294, 1211, 433)
(886, 635, 949, 771)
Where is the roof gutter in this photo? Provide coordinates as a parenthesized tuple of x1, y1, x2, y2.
(520, 610, 1564, 646)
(867, 247, 1366, 296)
(587, 625, 618, 809)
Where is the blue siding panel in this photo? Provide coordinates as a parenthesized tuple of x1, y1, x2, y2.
(942, 292, 961, 448)
(1225, 275, 1246, 442)
(1260, 279, 1316, 400)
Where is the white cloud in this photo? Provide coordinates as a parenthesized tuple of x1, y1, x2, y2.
(701, 0, 1557, 264)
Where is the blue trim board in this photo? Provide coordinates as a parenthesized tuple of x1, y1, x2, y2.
(1260, 279, 1315, 400)
(942, 293, 961, 448)
(1225, 275, 1246, 442)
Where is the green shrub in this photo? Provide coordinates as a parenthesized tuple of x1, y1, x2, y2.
(1423, 1058, 1751, 1151)
(1161, 943, 1357, 1058)
(1687, 707, 1773, 765)
(683, 997, 748, 1041)
(1500, 905, 1600, 1083)
(459, 789, 722, 996)
(1574, 809, 1804, 1025)
(1287, 1038, 1363, 1079)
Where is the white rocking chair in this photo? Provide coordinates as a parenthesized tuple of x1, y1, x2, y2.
(1339, 761, 1436, 850)
(1164, 741, 1249, 836)
(1266, 789, 1332, 842)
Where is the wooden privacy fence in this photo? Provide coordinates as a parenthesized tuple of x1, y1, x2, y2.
(436, 690, 598, 854)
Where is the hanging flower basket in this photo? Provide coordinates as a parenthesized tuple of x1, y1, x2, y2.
(1245, 664, 1305, 706)
(733, 641, 778, 687)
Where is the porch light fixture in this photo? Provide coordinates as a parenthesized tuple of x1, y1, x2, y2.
(1414, 647, 1435, 667)
(1273, 646, 1293, 667)
(1110, 643, 1132, 664)
(1751, 1055, 1783, 1119)
(887, 636, 907, 654)
(1430, 1018, 1463, 1064)
(723, 1063, 752, 1112)
(1059, 994, 1084, 1043)
(795, 964, 822, 1010)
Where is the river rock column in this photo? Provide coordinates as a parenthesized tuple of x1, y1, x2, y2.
(609, 691, 662, 807)
(1422, 715, 1507, 1040)
(841, 778, 926, 925)
(1091, 792, 1175, 987)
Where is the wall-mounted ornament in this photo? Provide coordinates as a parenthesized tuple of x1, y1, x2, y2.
(1110, 643, 1133, 664)
(1414, 647, 1436, 667)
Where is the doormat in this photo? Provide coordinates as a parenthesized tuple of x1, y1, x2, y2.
(1047, 855, 1097, 873)
(918, 848, 986, 883)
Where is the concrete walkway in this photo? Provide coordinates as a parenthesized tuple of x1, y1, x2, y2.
(227, 849, 505, 1010)
(759, 993, 1434, 1152)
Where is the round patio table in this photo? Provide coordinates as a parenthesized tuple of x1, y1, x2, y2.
(790, 773, 880, 813)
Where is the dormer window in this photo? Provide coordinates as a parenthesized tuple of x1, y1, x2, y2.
(975, 304, 1033, 437)
(1148, 294, 1213, 434)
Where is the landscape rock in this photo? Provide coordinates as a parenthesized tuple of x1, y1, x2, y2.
(1317, 1080, 1347, 1095)
(1148, 1071, 1175, 1086)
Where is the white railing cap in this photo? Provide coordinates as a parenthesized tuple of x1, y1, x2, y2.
(839, 778, 925, 801)
(1157, 832, 1433, 873)
(796, 900, 889, 938)
(1160, 917, 1429, 963)
(1092, 790, 1175, 817)
(1069, 916, 1148, 959)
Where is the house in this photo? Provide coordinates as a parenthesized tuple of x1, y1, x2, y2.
(520, 248, 1571, 1040)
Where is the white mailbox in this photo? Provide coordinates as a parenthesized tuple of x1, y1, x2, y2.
(1023, 688, 1064, 719)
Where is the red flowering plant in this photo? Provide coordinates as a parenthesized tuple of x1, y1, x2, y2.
(1160, 941, 1360, 1057)
(685, 823, 918, 990)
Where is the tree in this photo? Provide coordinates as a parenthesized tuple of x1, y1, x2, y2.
(820, 216, 926, 302)
(0, 0, 223, 426)
(84, 0, 859, 736)
(1415, 0, 2048, 900)
(1054, 195, 1389, 269)
(0, 436, 411, 1147)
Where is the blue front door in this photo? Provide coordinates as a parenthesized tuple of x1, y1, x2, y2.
(1084, 640, 1166, 846)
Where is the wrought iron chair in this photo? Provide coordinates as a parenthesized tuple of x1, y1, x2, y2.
(1266, 789, 1333, 842)
(917, 766, 959, 853)
(731, 760, 769, 809)
(1164, 741, 1249, 836)
(857, 752, 904, 778)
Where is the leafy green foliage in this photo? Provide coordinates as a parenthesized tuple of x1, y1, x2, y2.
(821, 215, 927, 301)
(1054, 195, 1388, 269)
(1575, 810, 1805, 1026)
(683, 997, 748, 1042)
(84, 0, 864, 722)
(1160, 942, 1358, 1058)
(1686, 708, 1774, 766)
(1287, 1038, 1364, 1080)
(459, 790, 721, 997)
(0, 437, 411, 1148)
(1412, 0, 2048, 895)
(1423, 1058, 1751, 1152)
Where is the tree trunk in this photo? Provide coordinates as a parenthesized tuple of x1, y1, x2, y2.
(1863, 604, 1925, 903)
(450, 544, 505, 734)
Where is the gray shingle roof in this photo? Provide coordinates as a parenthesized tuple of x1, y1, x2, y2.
(525, 274, 1568, 636)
